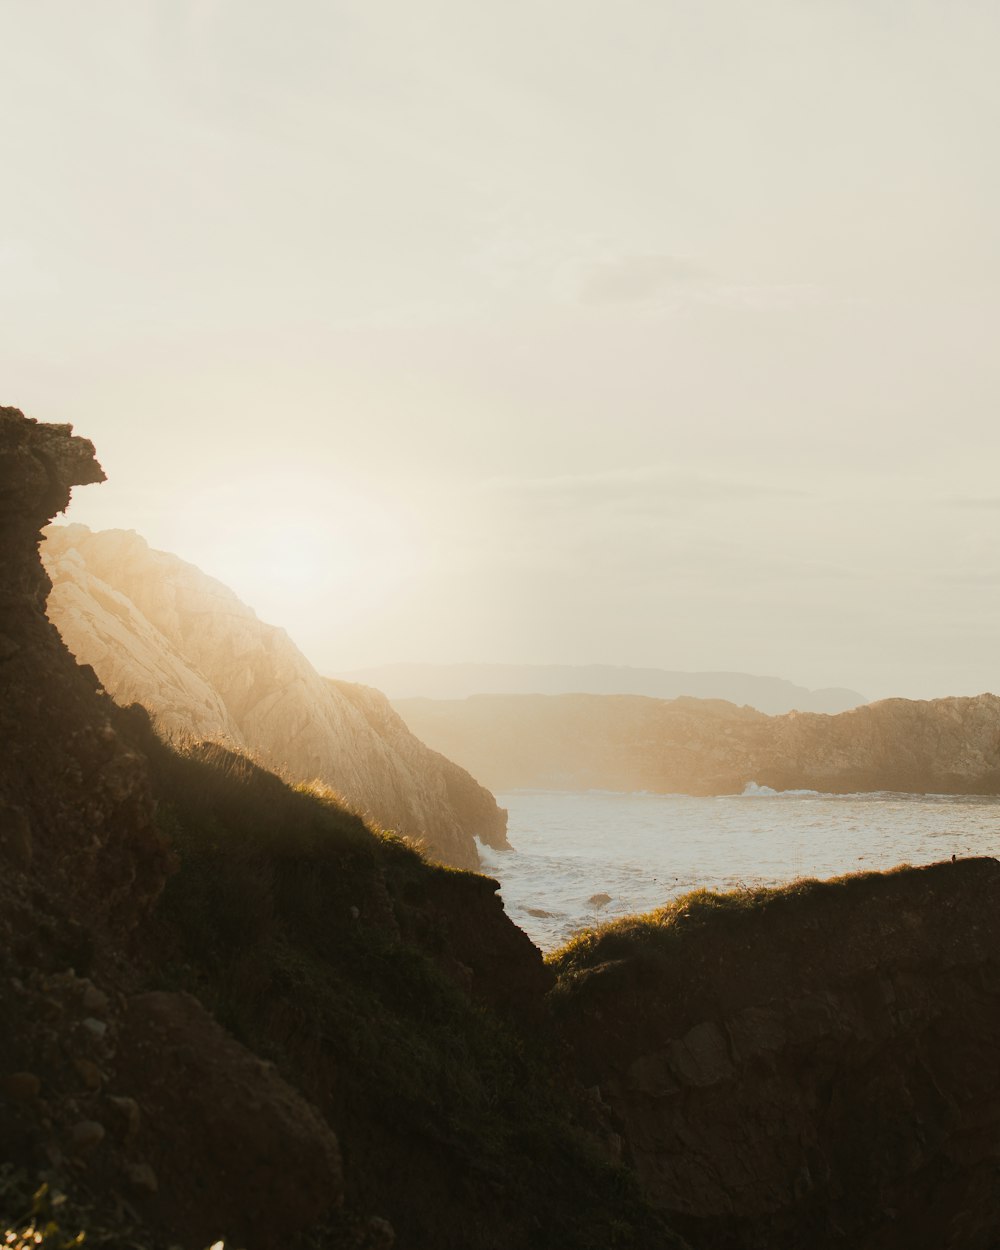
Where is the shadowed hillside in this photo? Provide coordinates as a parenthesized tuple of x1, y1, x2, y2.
(550, 860, 1000, 1249)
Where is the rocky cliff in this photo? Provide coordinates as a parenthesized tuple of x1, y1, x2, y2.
(10, 403, 1000, 1250)
(394, 692, 1000, 795)
(0, 407, 344, 1247)
(1, 405, 679, 1250)
(0, 411, 168, 939)
(551, 859, 1000, 1249)
(42, 524, 507, 869)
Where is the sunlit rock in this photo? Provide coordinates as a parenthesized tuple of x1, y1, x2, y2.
(43, 523, 508, 868)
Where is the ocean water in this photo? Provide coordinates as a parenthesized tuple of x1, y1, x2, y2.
(478, 787, 1000, 952)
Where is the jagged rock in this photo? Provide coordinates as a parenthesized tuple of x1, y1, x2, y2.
(3, 1072, 40, 1101)
(394, 691, 1000, 795)
(0, 408, 170, 935)
(113, 991, 343, 1249)
(553, 859, 1000, 1249)
(72, 1058, 103, 1091)
(81, 984, 109, 1014)
(125, 1162, 158, 1193)
(43, 524, 508, 868)
(108, 1094, 140, 1137)
(364, 1216, 396, 1249)
(69, 1120, 105, 1152)
(0, 802, 32, 868)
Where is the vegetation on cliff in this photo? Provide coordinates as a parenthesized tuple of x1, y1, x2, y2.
(1, 408, 685, 1249)
(8, 405, 1000, 1250)
(135, 725, 685, 1249)
(548, 859, 1000, 1250)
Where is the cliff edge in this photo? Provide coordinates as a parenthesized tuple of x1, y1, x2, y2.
(1, 405, 675, 1250)
(42, 523, 507, 869)
(0, 408, 168, 936)
(551, 858, 1000, 1249)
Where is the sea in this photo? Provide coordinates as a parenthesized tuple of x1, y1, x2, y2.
(477, 786, 1000, 952)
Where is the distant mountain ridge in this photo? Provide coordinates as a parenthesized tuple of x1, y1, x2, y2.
(392, 691, 1000, 796)
(336, 662, 867, 715)
(42, 524, 507, 869)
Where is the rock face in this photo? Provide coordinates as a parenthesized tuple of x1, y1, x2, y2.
(113, 991, 343, 1248)
(2, 405, 689, 1250)
(552, 859, 1000, 1250)
(394, 692, 1000, 795)
(0, 407, 344, 1250)
(0, 408, 168, 936)
(42, 524, 507, 868)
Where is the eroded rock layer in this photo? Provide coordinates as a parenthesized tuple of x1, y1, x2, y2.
(42, 523, 507, 868)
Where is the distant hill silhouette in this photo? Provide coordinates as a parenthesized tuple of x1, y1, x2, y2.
(393, 691, 1000, 796)
(335, 662, 867, 715)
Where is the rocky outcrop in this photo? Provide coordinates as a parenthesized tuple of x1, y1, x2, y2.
(551, 859, 1000, 1249)
(394, 692, 1000, 795)
(0, 407, 344, 1250)
(42, 524, 507, 868)
(0, 408, 168, 936)
(1, 404, 689, 1250)
(112, 991, 343, 1247)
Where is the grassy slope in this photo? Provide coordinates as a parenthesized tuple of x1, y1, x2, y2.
(138, 732, 687, 1250)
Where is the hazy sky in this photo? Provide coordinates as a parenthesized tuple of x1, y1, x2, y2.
(4, 1, 1000, 700)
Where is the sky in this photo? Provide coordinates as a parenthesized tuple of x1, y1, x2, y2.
(3, 0, 1000, 700)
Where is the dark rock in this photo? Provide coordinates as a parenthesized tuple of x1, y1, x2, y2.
(3, 1071, 41, 1101)
(0, 407, 171, 935)
(554, 858, 1000, 1249)
(113, 991, 342, 1250)
(0, 802, 32, 868)
(69, 1120, 105, 1152)
(125, 1162, 158, 1194)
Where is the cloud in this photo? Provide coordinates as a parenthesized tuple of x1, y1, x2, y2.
(574, 253, 831, 315)
(578, 253, 709, 304)
(486, 466, 807, 511)
(0, 240, 58, 301)
(930, 570, 1000, 586)
(938, 496, 1000, 510)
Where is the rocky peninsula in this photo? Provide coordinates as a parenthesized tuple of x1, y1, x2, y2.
(394, 691, 1000, 795)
